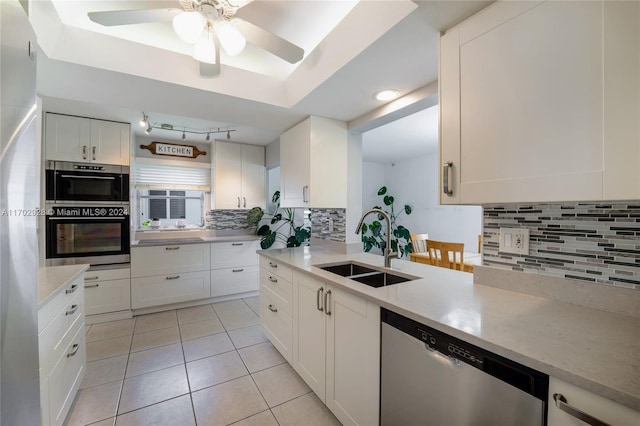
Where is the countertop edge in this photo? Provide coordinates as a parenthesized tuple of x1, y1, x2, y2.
(38, 264, 90, 308)
(256, 249, 640, 412)
(131, 235, 260, 247)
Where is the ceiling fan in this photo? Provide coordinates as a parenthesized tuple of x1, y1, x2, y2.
(87, 0, 305, 77)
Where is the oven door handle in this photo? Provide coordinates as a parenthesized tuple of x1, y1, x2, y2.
(59, 174, 116, 180)
(48, 217, 126, 220)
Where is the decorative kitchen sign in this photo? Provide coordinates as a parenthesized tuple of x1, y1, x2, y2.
(140, 141, 207, 159)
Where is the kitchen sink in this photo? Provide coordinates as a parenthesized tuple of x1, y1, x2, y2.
(319, 262, 377, 277)
(315, 261, 418, 288)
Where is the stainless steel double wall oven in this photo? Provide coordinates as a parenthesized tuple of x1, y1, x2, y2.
(45, 161, 130, 266)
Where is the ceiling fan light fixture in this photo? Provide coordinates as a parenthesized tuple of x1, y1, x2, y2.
(173, 11, 206, 44)
(214, 20, 246, 56)
(193, 24, 216, 64)
(375, 89, 400, 101)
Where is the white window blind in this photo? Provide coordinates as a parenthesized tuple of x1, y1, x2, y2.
(134, 163, 211, 190)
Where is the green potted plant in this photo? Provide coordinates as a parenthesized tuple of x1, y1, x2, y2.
(247, 191, 311, 249)
(361, 186, 413, 257)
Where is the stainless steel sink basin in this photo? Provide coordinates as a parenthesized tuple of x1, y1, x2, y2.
(137, 238, 204, 245)
(319, 262, 377, 277)
(315, 261, 418, 288)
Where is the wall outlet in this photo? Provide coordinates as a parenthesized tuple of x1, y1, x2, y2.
(499, 227, 529, 255)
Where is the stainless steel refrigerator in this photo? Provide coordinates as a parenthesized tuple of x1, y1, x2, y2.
(1, 1, 41, 424)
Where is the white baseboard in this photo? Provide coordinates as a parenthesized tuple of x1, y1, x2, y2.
(131, 290, 260, 316)
(86, 310, 133, 325)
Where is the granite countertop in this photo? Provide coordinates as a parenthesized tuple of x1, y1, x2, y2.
(37, 264, 90, 308)
(257, 246, 640, 412)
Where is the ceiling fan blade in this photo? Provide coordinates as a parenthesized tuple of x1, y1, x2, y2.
(235, 19, 304, 64)
(88, 8, 181, 26)
(199, 36, 221, 78)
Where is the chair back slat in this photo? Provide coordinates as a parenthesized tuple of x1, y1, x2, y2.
(410, 233, 429, 253)
(426, 240, 465, 271)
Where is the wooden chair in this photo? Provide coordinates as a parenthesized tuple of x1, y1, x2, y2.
(410, 233, 429, 253)
(478, 234, 482, 253)
(426, 240, 465, 271)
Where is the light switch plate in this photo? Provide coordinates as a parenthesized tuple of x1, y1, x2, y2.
(499, 227, 529, 255)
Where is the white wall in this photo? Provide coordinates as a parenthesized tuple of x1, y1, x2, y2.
(363, 153, 482, 253)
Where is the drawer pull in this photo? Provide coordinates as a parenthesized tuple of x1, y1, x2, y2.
(268, 304, 278, 313)
(66, 304, 79, 316)
(268, 262, 277, 268)
(166, 275, 181, 280)
(85, 284, 100, 288)
(67, 343, 80, 358)
(232, 242, 244, 246)
(65, 284, 78, 294)
(553, 394, 610, 426)
(165, 246, 180, 251)
(85, 276, 100, 281)
(232, 269, 244, 273)
(268, 276, 277, 283)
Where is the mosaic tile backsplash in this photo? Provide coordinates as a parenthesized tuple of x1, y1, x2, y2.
(483, 202, 640, 290)
(311, 208, 346, 242)
(205, 209, 252, 230)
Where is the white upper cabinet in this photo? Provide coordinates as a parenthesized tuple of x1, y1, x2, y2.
(214, 141, 265, 209)
(45, 113, 130, 165)
(280, 116, 348, 208)
(439, 0, 640, 204)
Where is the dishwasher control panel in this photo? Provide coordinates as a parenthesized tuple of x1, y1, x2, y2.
(417, 326, 483, 367)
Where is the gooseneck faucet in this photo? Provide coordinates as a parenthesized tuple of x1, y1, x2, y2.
(355, 208, 397, 268)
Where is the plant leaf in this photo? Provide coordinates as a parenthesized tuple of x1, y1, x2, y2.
(272, 190, 280, 204)
(404, 205, 412, 215)
(247, 207, 264, 225)
(377, 186, 387, 196)
(391, 239, 398, 252)
(369, 221, 382, 237)
(257, 224, 271, 236)
(294, 226, 311, 243)
(286, 236, 301, 247)
(361, 223, 367, 234)
(383, 195, 394, 206)
(260, 230, 276, 249)
(395, 225, 410, 241)
(270, 213, 282, 224)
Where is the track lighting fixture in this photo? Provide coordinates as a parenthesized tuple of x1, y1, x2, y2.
(139, 112, 148, 127)
(139, 115, 237, 141)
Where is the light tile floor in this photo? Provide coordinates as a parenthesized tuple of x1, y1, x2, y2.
(67, 296, 340, 426)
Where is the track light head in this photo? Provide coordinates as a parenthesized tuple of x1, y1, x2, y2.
(139, 113, 148, 127)
(144, 123, 152, 134)
(206, 132, 210, 141)
(227, 130, 231, 140)
(182, 130, 186, 140)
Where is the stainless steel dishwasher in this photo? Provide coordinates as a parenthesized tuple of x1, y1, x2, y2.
(381, 309, 549, 426)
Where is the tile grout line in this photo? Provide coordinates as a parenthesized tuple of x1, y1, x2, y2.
(175, 316, 199, 426)
(112, 317, 137, 423)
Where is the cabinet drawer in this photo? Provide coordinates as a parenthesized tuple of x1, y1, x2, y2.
(211, 240, 259, 269)
(48, 326, 85, 426)
(38, 275, 83, 332)
(85, 278, 131, 315)
(259, 256, 293, 282)
(131, 243, 211, 278)
(260, 268, 292, 315)
(260, 289, 292, 363)
(84, 268, 130, 283)
(131, 270, 211, 309)
(211, 265, 258, 297)
(39, 290, 84, 374)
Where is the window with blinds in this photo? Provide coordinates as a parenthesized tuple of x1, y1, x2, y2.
(133, 163, 211, 190)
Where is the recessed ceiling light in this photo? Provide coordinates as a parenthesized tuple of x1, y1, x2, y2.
(375, 89, 399, 101)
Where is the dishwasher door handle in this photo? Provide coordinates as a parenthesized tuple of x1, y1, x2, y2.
(553, 394, 611, 426)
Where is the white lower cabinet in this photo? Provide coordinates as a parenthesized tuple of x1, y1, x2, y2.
(131, 270, 211, 309)
(84, 268, 131, 315)
(292, 271, 380, 426)
(259, 258, 294, 363)
(38, 274, 85, 426)
(547, 377, 640, 426)
(211, 240, 259, 297)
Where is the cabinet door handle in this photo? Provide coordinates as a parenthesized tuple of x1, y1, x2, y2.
(317, 287, 324, 312)
(65, 284, 78, 294)
(443, 161, 453, 196)
(66, 304, 79, 316)
(67, 343, 80, 358)
(302, 185, 309, 203)
(268, 262, 277, 268)
(82, 145, 87, 160)
(165, 246, 180, 251)
(92, 146, 96, 161)
(268, 304, 278, 313)
(232, 268, 244, 273)
(85, 276, 100, 281)
(243, 197, 246, 208)
(552, 394, 610, 426)
(231, 243, 243, 246)
(324, 289, 332, 316)
(85, 284, 100, 288)
(268, 276, 277, 283)
(237, 197, 241, 208)
(165, 275, 180, 280)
